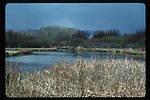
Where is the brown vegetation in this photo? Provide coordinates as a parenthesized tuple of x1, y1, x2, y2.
(5, 58, 145, 97)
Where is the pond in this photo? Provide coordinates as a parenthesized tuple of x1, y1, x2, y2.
(5, 51, 145, 73)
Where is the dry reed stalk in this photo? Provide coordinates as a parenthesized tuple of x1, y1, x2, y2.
(5, 58, 145, 97)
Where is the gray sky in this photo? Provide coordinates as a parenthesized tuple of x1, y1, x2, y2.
(6, 3, 145, 34)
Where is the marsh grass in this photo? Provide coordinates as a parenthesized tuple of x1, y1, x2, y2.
(5, 58, 145, 97)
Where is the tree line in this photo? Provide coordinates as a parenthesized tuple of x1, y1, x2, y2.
(5, 26, 145, 49)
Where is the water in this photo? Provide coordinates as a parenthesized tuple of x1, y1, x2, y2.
(5, 51, 145, 73)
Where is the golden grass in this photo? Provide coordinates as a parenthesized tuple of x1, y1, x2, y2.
(5, 58, 145, 97)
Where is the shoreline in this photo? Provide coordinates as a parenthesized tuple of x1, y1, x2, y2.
(5, 47, 145, 57)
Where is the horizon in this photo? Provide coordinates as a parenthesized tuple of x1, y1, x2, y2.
(6, 3, 145, 34)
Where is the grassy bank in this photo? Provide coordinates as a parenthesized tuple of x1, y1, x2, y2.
(5, 47, 145, 57)
(5, 50, 33, 57)
(5, 58, 145, 97)
(5, 48, 63, 57)
(74, 47, 145, 56)
(6, 48, 58, 52)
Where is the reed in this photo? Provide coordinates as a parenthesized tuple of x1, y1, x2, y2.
(5, 58, 145, 97)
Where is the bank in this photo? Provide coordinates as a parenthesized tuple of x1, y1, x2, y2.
(5, 47, 145, 57)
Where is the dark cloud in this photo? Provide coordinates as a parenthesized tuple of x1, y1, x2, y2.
(6, 3, 145, 33)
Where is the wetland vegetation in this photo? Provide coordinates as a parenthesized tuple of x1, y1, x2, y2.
(5, 58, 145, 97)
(5, 26, 146, 97)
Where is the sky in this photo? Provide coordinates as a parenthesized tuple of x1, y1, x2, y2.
(6, 3, 145, 34)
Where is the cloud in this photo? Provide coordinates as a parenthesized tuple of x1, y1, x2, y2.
(6, 3, 145, 33)
(54, 18, 75, 28)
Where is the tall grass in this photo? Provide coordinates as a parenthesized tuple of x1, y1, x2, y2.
(5, 58, 145, 97)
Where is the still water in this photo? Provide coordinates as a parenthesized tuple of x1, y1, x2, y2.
(5, 51, 145, 73)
